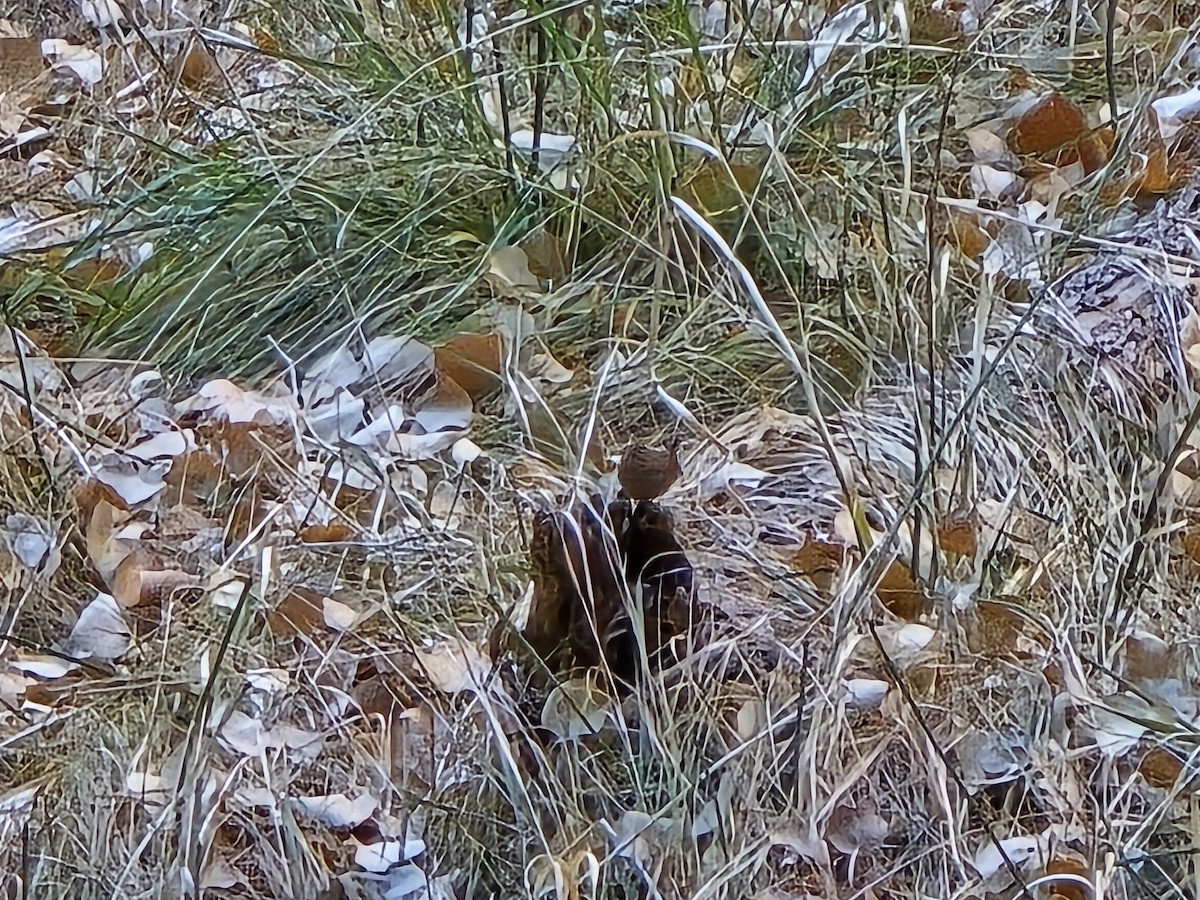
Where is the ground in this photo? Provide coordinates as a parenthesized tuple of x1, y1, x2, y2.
(2, 0, 1200, 898)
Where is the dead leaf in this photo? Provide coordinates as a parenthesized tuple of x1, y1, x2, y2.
(266, 587, 327, 637)
(0, 37, 44, 94)
(40, 39, 104, 86)
(89, 454, 168, 508)
(412, 375, 472, 433)
(877, 562, 926, 620)
(1039, 854, 1094, 900)
(790, 537, 844, 590)
(541, 674, 613, 739)
(295, 792, 378, 829)
(63, 592, 130, 661)
(937, 513, 979, 557)
(180, 43, 220, 89)
(323, 597, 360, 631)
(181, 379, 294, 426)
(112, 555, 199, 610)
(3, 513, 60, 576)
(414, 636, 492, 694)
(825, 800, 889, 855)
(948, 210, 991, 259)
(521, 230, 568, 280)
(299, 522, 357, 543)
(1139, 745, 1184, 788)
(434, 332, 504, 402)
(486, 245, 540, 291)
(451, 437, 482, 469)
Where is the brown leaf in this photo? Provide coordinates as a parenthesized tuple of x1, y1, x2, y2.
(947, 210, 991, 260)
(965, 599, 1043, 658)
(0, 37, 45, 94)
(112, 554, 199, 609)
(1139, 745, 1184, 788)
(678, 160, 763, 217)
(909, 0, 964, 43)
(1041, 855, 1093, 900)
(1009, 92, 1108, 173)
(937, 514, 978, 557)
(434, 333, 504, 403)
(163, 449, 224, 509)
(179, 44, 220, 90)
(877, 562, 926, 620)
(299, 522, 357, 543)
(790, 537, 844, 590)
(1180, 525, 1200, 565)
(266, 587, 327, 637)
(1135, 124, 1175, 197)
(85, 498, 135, 583)
(521, 230, 568, 281)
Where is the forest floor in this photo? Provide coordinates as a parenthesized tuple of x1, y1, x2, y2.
(3, 0, 1200, 897)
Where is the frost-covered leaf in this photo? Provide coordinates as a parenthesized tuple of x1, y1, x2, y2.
(451, 438, 482, 468)
(322, 597, 360, 631)
(509, 129, 575, 164)
(63, 591, 130, 661)
(415, 636, 491, 694)
(876, 623, 936, 669)
(304, 393, 367, 443)
(11, 654, 75, 679)
(842, 678, 889, 709)
(126, 429, 195, 462)
(382, 863, 428, 898)
(208, 576, 248, 610)
(1152, 87, 1200, 141)
(360, 335, 434, 388)
(90, 453, 167, 507)
(391, 430, 462, 461)
(541, 675, 612, 740)
(246, 668, 288, 695)
(219, 710, 323, 757)
(3, 513, 60, 575)
(41, 39, 103, 85)
(973, 835, 1039, 879)
(969, 163, 1018, 200)
(78, 0, 123, 28)
(353, 838, 402, 873)
(295, 792, 377, 828)
(182, 379, 294, 425)
(699, 461, 769, 498)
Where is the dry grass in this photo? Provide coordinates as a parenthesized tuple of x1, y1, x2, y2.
(3, 0, 1200, 897)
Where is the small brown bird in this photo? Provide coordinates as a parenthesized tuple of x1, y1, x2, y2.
(617, 438, 682, 501)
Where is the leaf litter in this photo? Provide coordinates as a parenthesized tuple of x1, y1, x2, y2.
(9, 0, 1200, 896)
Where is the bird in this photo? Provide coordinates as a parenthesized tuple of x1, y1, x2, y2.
(617, 437, 682, 501)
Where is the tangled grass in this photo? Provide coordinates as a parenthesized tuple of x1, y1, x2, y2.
(3, 0, 1200, 896)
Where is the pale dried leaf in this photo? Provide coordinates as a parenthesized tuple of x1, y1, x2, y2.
(90, 454, 167, 507)
(451, 437, 482, 468)
(973, 835, 1038, 879)
(415, 636, 491, 694)
(63, 591, 130, 661)
(295, 792, 377, 828)
(3, 513, 60, 575)
(487, 245, 540, 289)
(322, 597, 360, 631)
(541, 676, 612, 740)
(40, 39, 103, 85)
